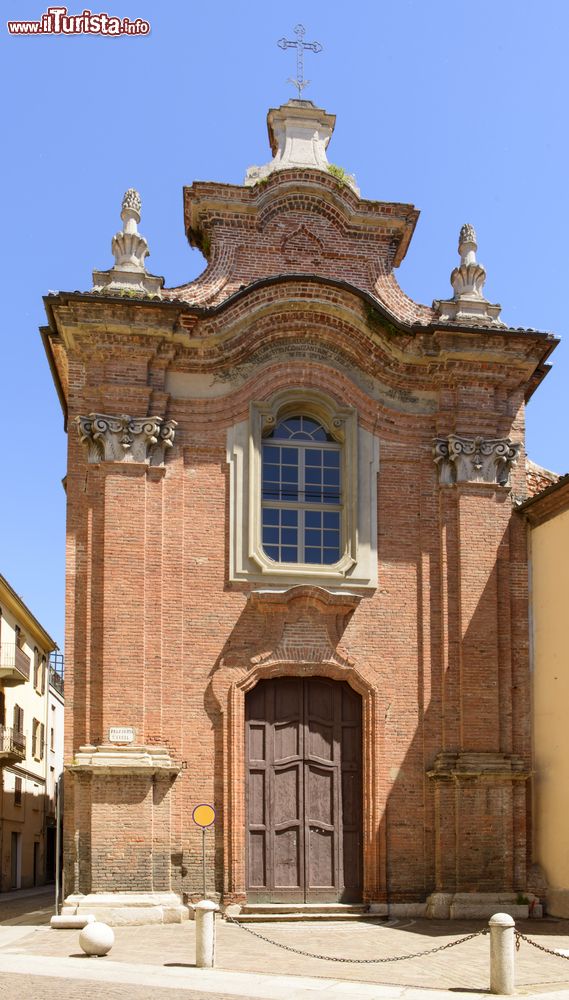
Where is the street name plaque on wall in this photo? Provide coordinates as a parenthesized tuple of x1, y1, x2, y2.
(108, 726, 135, 744)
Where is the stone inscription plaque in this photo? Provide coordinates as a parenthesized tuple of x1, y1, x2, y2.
(109, 726, 135, 744)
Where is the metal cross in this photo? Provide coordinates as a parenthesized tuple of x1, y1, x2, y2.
(277, 24, 323, 98)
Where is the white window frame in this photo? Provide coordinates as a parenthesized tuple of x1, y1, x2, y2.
(227, 387, 379, 589)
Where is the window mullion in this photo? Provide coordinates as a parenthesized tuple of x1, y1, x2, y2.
(298, 448, 305, 562)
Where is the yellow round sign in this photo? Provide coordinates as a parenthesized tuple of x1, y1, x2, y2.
(192, 803, 215, 828)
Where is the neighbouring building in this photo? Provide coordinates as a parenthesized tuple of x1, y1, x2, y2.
(519, 472, 569, 918)
(41, 99, 558, 924)
(0, 574, 63, 891)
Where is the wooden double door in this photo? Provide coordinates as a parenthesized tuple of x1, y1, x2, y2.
(246, 677, 362, 902)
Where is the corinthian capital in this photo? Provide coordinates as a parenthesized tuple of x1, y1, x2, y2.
(75, 413, 177, 466)
(434, 435, 520, 486)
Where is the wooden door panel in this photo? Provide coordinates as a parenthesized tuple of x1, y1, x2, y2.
(306, 763, 334, 826)
(246, 677, 362, 902)
(308, 827, 334, 888)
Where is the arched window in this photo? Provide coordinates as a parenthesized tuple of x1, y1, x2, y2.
(261, 416, 341, 565)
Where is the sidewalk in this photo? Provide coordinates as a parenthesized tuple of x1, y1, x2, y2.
(1, 915, 569, 999)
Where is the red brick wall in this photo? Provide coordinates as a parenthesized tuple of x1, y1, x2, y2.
(51, 168, 552, 906)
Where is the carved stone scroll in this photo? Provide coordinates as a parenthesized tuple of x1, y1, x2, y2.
(75, 413, 177, 466)
(434, 435, 520, 486)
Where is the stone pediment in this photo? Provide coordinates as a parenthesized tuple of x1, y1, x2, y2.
(175, 170, 419, 309)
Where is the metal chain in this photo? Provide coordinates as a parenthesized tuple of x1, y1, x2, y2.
(515, 930, 569, 960)
(224, 913, 488, 964)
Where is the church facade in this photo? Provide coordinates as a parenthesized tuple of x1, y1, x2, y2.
(42, 100, 557, 923)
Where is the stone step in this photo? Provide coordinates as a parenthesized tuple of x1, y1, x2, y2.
(230, 903, 383, 923)
(241, 903, 368, 913)
(233, 911, 381, 923)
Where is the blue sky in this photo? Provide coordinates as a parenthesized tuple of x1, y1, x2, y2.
(2, 1, 568, 647)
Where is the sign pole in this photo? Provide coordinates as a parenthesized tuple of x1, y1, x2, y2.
(202, 826, 206, 898)
(192, 803, 216, 902)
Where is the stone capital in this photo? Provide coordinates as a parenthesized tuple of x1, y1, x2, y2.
(434, 435, 520, 487)
(75, 413, 177, 466)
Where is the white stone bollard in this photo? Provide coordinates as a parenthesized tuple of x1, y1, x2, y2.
(489, 912, 515, 994)
(79, 920, 115, 957)
(195, 900, 219, 968)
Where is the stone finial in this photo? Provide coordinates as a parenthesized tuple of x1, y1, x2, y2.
(433, 224, 503, 325)
(92, 190, 164, 296)
(75, 413, 177, 466)
(433, 435, 520, 487)
(244, 100, 359, 194)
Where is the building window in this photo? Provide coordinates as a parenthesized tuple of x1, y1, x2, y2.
(50, 727, 54, 751)
(262, 417, 341, 565)
(14, 625, 24, 649)
(33, 648, 39, 688)
(226, 387, 379, 588)
(13, 704, 24, 734)
(32, 721, 45, 761)
(14, 777, 22, 807)
(41, 655, 46, 694)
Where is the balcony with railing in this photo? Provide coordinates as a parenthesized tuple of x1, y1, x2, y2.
(0, 726, 26, 763)
(0, 643, 30, 686)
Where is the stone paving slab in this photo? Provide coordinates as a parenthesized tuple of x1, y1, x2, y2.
(3, 917, 569, 995)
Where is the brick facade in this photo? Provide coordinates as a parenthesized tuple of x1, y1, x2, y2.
(42, 101, 557, 922)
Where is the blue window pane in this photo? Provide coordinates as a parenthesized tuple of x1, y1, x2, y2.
(264, 546, 279, 561)
(281, 528, 297, 545)
(305, 548, 322, 564)
(281, 447, 298, 464)
(323, 511, 339, 529)
(323, 530, 338, 547)
(263, 509, 279, 526)
(281, 509, 298, 526)
(281, 466, 298, 482)
(282, 488, 299, 501)
(263, 446, 280, 463)
(305, 467, 321, 484)
(323, 548, 339, 564)
(323, 468, 339, 485)
(305, 511, 322, 528)
(305, 529, 321, 547)
(262, 527, 279, 544)
(324, 450, 340, 467)
(305, 492, 323, 504)
(305, 449, 322, 466)
(263, 464, 279, 481)
(281, 546, 298, 562)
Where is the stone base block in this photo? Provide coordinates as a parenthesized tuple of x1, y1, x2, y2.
(426, 891, 531, 920)
(368, 903, 388, 916)
(546, 890, 569, 918)
(388, 903, 427, 918)
(63, 892, 189, 926)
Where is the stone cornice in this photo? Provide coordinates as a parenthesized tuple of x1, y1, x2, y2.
(42, 280, 557, 419)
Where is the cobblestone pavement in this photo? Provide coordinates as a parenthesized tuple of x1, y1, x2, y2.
(0, 973, 241, 1000)
(4, 917, 569, 994)
(0, 887, 53, 926)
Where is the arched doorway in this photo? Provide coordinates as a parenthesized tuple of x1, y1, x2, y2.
(245, 676, 362, 902)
